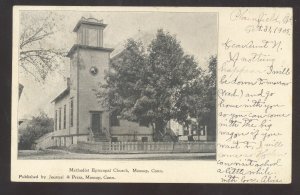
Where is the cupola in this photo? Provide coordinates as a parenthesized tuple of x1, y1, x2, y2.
(73, 17, 107, 47)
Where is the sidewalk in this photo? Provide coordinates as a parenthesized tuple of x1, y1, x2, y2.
(18, 149, 216, 160)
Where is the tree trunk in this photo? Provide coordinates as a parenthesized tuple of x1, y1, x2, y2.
(153, 119, 167, 141)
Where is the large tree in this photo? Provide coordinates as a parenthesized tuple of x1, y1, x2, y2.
(96, 29, 214, 141)
(19, 11, 66, 84)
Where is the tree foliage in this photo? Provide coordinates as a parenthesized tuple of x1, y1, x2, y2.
(18, 112, 54, 150)
(96, 29, 216, 140)
(189, 55, 216, 125)
(19, 11, 66, 82)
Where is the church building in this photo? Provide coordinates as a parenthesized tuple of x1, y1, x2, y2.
(51, 18, 154, 147)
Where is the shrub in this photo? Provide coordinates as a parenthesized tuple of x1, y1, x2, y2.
(18, 112, 54, 150)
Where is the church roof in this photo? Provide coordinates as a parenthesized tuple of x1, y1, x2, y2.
(51, 87, 70, 103)
(67, 44, 114, 57)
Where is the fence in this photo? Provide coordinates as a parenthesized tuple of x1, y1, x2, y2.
(72, 141, 216, 154)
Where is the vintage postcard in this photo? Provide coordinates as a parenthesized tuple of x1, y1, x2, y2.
(11, 6, 292, 183)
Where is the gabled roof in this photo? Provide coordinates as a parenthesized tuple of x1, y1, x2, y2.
(51, 87, 70, 103)
(110, 49, 125, 61)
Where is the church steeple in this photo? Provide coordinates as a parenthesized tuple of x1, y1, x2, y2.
(73, 17, 107, 47)
(65, 17, 113, 138)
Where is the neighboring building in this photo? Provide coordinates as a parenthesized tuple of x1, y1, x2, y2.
(51, 17, 153, 147)
(19, 83, 24, 99)
(18, 118, 29, 143)
(168, 119, 208, 141)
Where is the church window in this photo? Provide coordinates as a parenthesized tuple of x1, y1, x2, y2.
(88, 28, 98, 47)
(110, 113, 120, 126)
(59, 108, 62, 130)
(55, 110, 57, 131)
(63, 104, 66, 129)
(77, 28, 82, 44)
(70, 98, 74, 127)
(139, 118, 149, 127)
(111, 137, 118, 142)
(90, 66, 98, 76)
(142, 137, 148, 142)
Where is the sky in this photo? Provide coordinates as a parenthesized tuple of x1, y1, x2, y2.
(18, 10, 218, 119)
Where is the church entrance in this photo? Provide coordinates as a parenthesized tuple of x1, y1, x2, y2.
(90, 111, 102, 135)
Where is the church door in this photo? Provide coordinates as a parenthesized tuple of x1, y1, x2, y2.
(91, 112, 102, 134)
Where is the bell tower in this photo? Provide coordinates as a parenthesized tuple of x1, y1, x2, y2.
(74, 17, 106, 47)
(67, 17, 113, 139)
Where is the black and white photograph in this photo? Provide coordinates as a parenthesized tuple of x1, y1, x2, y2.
(17, 10, 217, 160)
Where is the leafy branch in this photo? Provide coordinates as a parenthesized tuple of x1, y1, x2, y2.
(19, 11, 67, 82)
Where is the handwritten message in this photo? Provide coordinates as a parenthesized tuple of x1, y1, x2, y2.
(217, 8, 292, 183)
